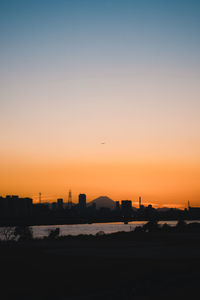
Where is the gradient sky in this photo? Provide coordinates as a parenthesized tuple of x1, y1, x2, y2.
(1, 0, 200, 207)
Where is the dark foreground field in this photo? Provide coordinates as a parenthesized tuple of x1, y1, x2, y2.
(1, 231, 200, 300)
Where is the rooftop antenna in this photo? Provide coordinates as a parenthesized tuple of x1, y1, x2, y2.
(39, 192, 42, 204)
(68, 189, 72, 208)
(139, 196, 141, 208)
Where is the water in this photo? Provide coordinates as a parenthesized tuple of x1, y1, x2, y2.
(31, 220, 196, 239)
(32, 221, 147, 238)
(1, 220, 199, 240)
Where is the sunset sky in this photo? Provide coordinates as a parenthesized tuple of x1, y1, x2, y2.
(1, 0, 200, 208)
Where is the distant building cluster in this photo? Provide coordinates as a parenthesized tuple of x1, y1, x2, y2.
(188, 201, 200, 219)
(0, 193, 199, 226)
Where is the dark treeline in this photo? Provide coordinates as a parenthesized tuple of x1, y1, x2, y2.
(1, 220, 200, 243)
(1, 220, 200, 300)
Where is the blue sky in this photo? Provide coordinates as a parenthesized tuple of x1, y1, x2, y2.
(1, 0, 200, 68)
(0, 0, 200, 204)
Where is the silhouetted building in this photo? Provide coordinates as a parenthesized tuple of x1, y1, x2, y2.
(139, 205, 145, 210)
(116, 201, 120, 210)
(33, 203, 50, 216)
(57, 198, 63, 209)
(0, 195, 32, 218)
(98, 207, 111, 216)
(121, 200, 132, 209)
(188, 203, 200, 218)
(68, 190, 72, 209)
(79, 194, 86, 209)
(51, 202, 57, 210)
(121, 200, 133, 219)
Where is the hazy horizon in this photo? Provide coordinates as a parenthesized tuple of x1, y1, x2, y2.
(0, 193, 194, 210)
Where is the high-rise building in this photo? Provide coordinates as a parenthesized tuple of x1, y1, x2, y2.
(68, 190, 72, 208)
(116, 201, 120, 209)
(79, 194, 86, 209)
(0, 195, 32, 218)
(121, 200, 132, 209)
(57, 198, 63, 209)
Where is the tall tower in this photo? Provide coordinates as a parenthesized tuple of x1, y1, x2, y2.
(188, 201, 190, 210)
(139, 196, 141, 209)
(39, 192, 42, 204)
(68, 189, 72, 208)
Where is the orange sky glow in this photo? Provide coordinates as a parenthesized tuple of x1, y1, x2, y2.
(1, 1, 200, 209)
(1, 152, 200, 209)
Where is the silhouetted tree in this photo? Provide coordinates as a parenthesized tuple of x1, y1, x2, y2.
(161, 223, 172, 232)
(14, 226, 33, 241)
(143, 220, 159, 232)
(0, 227, 15, 242)
(134, 226, 144, 233)
(96, 231, 105, 236)
(175, 219, 187, 232)
(47, 227, 60, 239)
(187, 222, 200, 232)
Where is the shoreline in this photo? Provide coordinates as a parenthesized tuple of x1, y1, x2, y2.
(0, 217, 199, 227)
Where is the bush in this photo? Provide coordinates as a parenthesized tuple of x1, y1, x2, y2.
(161, 223, 172, 232)
(0, 227, 16, 242)
(134, 226, 144, 233)
(143, 220, 160, 232)
(175, 219, 186, 231)
(14, 226, 33, 241)
(47, 228, 60, 239)
(96, 231, 105, 236)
